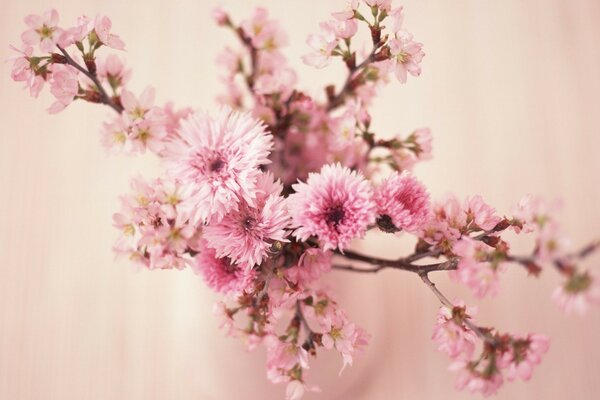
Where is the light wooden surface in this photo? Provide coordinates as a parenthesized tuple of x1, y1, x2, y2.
(1, 1, 599, 399)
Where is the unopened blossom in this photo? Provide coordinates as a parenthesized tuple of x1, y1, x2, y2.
(9, 45, 45, 97)
(302, 21, 338, 69)
(375, 171, 430, 233)
(450, 237, 505, 298)
(203, 172, 290, 267)
(499, 334, 550, 382)
(192, 240, 256, 295)
(94, 15, 125, 50)
(212, 6, 230, 26)
(388, 32, 425, 84)
(165, 107, 273, 225)
(21, 9, 62, 53)
(553, 271, 600, 315)
(47, 64, 79, 114)
(288, 163, 376, 251)
(432, 304, 478, 360)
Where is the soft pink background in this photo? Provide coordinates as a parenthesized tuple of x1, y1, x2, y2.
(1, 1, 600, 399)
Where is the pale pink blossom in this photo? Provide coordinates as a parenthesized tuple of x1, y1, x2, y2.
(128, 117, 167, 154)
(121, 87, 156, 121)
(57, 15, 93, 47)
(463, 195, 501, 231)
(47, 64, 79, 114)
(390, 6, 405, 33)
(375, 171, 430, 233)
(364, 0, 392, 12)
(21, 9, 62, 53)
(451, 362, 504, 397)
(265, 335, 310, 383)
(499, 334, 550, 382)
(213, 301, 237, 336)
(97, 54, 131, 89)
(450, 238, 505, 298)
(285, 380, 321, 400)
(432, 304, 478, 360)
(94, 15, 125, 50)
(9, 45, 45, 98)
(553, 271, 600, 315)
(203, 172, 290, 267)
(288, 163, 376, 251)
(285, 248, 332, 285)
(100, 114, 129, 152)
(241, 8, 287, 51)
(332, 1, 359, 21)
(165, 107, 273, 225)
(388, 32, 425, 83)
(333, 19, 358, 39)
(321, 317, 369, 373)
(302, 22, 338, 69)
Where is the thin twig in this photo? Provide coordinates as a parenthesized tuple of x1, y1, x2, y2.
(56, 45, 123, 113)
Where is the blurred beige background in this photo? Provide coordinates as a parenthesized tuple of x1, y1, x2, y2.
(1, 0, 600, 399)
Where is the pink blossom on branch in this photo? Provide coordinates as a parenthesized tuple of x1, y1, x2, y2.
(21, 9, 62, 53)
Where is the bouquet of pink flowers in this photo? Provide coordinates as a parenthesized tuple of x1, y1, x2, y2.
(9, 1, 600, 398)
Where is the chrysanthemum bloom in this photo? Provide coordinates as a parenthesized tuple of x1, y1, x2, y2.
(375, 171, 430, 233)
(191, 240, 256, 295)
(203, 172, 289, 267)
(288, 163, 376, 251)
(165, 107, 273, 225)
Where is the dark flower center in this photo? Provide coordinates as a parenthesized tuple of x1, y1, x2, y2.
(210, 158, 225, 173)
(325, 205, 345, 227)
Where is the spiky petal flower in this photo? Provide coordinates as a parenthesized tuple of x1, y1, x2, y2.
(203, 172, 290, 267)
(165, 107, 273, 225)
(375, 171, 430, 233)
(288, 163, 376, 251)
(191, 240, 256, 295)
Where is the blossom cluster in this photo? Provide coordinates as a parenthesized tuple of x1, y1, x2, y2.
(9, 2, 599, 399)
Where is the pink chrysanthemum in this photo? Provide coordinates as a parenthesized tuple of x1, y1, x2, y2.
(203, 172, 289, 267)
(191, 240, 256, 295)
(288, 163, 376, 251)
(165, 107, 273, 225)
(375, 171, 430, 233)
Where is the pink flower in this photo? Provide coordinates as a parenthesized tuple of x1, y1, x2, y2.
(463, 195, 501, 231)
(285, 248, 332, 285)
(375, 171, 430, 233)
(265, 335, 310, 383)
(94, 15, 125, 50)
(128, 117, 167, 154)
(321, 316, 369, 373)
(97, 54, 131, 89)
(100, 114, 129, 152)
(451, 362, 504, 397)
(203, 172, 290, 267)
(390, 128, 433, 171)
(192, 240, 256, 295)
(450, 238, 505, 298)
(165, 107, 273, 225)
(241, 8, 288, 51)
(21, 9, 62, 53)
(9, 45, 45, 98)
(288, 163, 376, 251)
(285, 380, 321, 400)
(121, 87, 156, 121)
(302, 22, 338, 69)
(388, 32, 425, 83)
(332, 1, 359, 21)
(390, 6, 405, 33)
(432, 304, 478, 360)
(57, 15, 93, 47)
(553, 271, 600, 315)
(364, 0, 392, 12)
(47, 64, 79, 114)
(333, 19, 358, 39)
(499, 334, 550, 382)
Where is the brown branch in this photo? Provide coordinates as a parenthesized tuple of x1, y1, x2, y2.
(56, 45, 123, 113)
(418, 272, 495, 344)
(334, 248, 456, 274)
